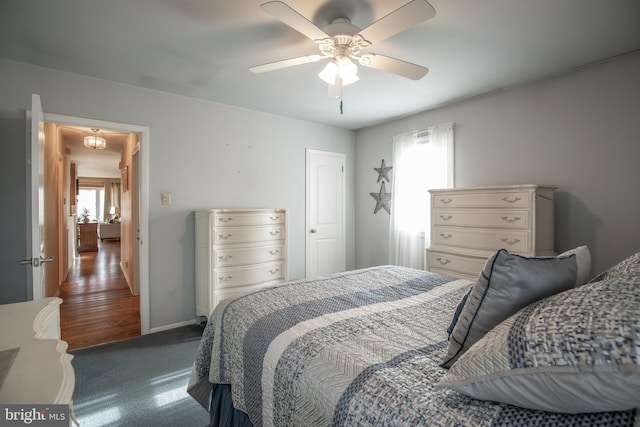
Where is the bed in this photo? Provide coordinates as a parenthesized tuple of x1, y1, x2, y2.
(188, 249, 640, 426)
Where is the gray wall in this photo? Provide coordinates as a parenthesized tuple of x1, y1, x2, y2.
(355, 52, 640, 277)
(0, 97, 28, 302)
(3, 51, 639, 326)
(0, 59, 356, 328)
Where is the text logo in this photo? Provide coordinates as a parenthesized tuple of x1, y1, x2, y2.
(1, 405, 69, 426)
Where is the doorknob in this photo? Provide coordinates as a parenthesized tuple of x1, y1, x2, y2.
(310, 228, 318, 233)
(20, 256, 54, 267)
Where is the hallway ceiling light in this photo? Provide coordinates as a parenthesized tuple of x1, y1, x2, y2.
(84, 128, 106, 150)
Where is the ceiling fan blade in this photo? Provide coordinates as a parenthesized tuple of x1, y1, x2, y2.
(360, 54, 428, 80)
(357, 0, 436, 45)
(249, 55, 327, 73)
(261, 1, 329, 41)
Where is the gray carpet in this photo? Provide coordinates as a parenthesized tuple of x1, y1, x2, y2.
(71, 324, 210, 427)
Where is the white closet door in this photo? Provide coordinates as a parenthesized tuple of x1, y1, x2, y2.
(306, 149, 345, 279)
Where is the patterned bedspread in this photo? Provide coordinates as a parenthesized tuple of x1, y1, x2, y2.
(187, 265, 637, 427)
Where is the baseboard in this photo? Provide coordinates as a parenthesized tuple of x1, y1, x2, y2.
(147, 318, 199, 334)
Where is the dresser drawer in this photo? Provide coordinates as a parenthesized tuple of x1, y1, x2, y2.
(432, 226, 529, 253)
(214, 244, 284, 267)
(432, 191, 531, 209)
(215, 261, 285, 289)
(432, 209, 530, 229)
(213, 212, 285, 227)
(427, 250, 486, 279)
(214, 225, 284, 245)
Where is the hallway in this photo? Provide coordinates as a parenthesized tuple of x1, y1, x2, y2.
(60, 240, 140, 351)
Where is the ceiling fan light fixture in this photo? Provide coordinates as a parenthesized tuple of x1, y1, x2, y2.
(84, 128, 106, 150)
(318, 60, 338, 85)
(319, 57, 359, 86)
(337, 57, 359, 85)
(254, 0, 435, 109)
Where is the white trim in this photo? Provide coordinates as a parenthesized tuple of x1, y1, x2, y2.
(148, 319, 199, 334)
(42, 113, 151, 335)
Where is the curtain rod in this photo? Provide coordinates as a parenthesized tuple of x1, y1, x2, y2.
(394, 121, 456, 140)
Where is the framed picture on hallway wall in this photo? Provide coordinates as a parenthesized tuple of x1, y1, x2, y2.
(122, 165, 129, 192)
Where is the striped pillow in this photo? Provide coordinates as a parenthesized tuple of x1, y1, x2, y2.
(437, 274, 640, 413)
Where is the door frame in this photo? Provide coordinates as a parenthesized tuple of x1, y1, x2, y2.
(41, 112, 150, 335)
(305, 149, 346, 278)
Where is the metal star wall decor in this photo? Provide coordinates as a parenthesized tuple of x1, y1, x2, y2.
(374, 159, 392, 183)
(370, 181, 391, 214)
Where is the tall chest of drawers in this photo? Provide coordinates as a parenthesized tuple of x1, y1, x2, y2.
(195, 208, 288, 318)
(426, 185, 556, 280)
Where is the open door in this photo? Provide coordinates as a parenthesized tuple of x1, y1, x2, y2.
(22, 94, 53, 300)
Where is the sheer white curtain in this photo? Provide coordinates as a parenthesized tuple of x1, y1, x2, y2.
(102, 181, 121, 220)
(389, 122, 454, 268)
(111, 182, 120, 211)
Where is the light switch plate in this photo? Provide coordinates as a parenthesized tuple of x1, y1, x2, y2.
(161, 192, 172, 205)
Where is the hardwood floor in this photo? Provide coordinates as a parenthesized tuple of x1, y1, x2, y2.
(59, 239, 140, 351)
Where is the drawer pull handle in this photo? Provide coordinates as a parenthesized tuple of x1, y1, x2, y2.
(269, 269, 279, 274)
(219, 275, 234, 282)
(218, 255, 233, 261)
(269, 230, 280, 236)
(440, 233, 453, 239)
(217, 217, 233, 223)
(218, 233, 234, 239)
(269, 216, 280, 221)
(435, 257, 451, 265)
(501, 197, 521, 204)
(440, 215, 453, 221)
(440, 198, 453, 204)
(269, 250, 280, 255)
(500, 216, 521, 223)
(500, 238, 521, 245)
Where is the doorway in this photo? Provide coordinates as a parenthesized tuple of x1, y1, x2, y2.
(38, 111, 150, 342)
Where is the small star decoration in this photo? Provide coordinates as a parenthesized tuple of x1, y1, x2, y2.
(370, 181, 391, 214)
(374, 159, 392, 182)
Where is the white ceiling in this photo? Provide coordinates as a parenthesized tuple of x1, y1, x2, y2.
(58, 125, 127, 178)
(1, 0, 639, 131)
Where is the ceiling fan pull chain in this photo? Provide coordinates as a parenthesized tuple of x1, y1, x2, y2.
(339, 81, 344, 114)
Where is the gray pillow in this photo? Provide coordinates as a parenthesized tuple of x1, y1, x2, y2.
(437, 274, 640, 413)
(558, 245, 591, 286)
(446, 287, 471, 338)
(440, 249, 577, 368)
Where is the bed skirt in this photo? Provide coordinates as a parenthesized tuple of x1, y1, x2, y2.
(210, 384, 253, 427)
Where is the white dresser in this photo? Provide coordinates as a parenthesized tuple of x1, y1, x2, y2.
(426, 185, 557, 280)
(195, 208, 288, 318)
(0, 297, 75, 406)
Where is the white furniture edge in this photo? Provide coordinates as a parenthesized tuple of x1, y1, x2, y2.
(0, 297, 75, 405)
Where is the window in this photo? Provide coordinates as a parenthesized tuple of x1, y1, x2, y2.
(389, 123, 454, 269)
(77, 187, 105, 222)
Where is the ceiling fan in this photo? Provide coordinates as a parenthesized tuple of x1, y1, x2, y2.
(250, 0, 436, 101)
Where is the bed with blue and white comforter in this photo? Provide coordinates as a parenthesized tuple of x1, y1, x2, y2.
(187, 265, 637, 426)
